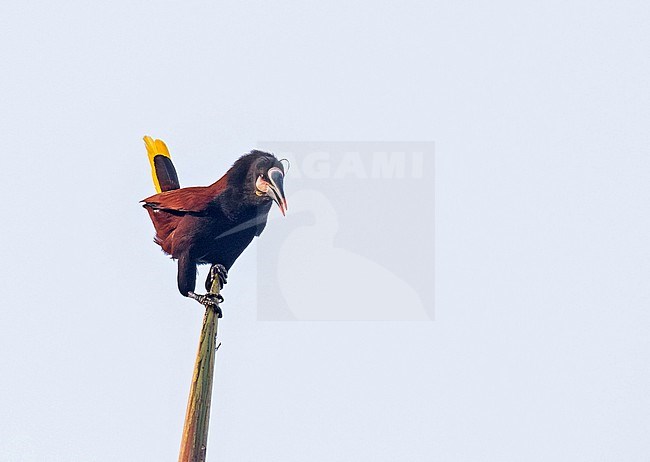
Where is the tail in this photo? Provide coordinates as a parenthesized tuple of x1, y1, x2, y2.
(144, 135, 180, 192)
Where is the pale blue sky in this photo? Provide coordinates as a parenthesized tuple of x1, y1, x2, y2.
(1, 1, 649, 461)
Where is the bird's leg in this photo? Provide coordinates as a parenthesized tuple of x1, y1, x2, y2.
(188, 291, 223, 318)
(193, 264, 227, 318)
(178, 253, 224, 317)
(205, 264, 228, 292)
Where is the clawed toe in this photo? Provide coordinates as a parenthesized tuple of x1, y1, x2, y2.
(188, 292, 224, 317)
(206, 264, 228, 291)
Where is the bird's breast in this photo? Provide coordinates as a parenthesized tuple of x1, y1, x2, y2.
(192, 209, 262, 267)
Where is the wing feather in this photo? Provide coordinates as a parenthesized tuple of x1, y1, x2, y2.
(143, 186, 214, 214)
(142, 178, 229, 255)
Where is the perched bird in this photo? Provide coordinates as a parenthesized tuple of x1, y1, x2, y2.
(141, 136, 287, 315)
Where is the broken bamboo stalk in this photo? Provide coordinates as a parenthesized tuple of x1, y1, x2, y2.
(178, 276, 222, 462)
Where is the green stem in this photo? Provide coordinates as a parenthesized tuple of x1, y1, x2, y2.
(178, 277, 222, 462)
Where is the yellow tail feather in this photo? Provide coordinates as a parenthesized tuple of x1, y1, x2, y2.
(144, 135, 172, 193)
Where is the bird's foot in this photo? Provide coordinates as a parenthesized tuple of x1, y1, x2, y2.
(206, 264, 228, 291)
(188, 291, 223, 317)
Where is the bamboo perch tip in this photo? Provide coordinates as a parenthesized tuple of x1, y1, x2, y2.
(178, 276, 222, 462)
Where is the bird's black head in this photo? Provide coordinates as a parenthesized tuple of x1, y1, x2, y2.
(228, 150, 288, 215)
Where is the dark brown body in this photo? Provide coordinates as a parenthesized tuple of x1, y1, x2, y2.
(143, 151, 283, 297)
